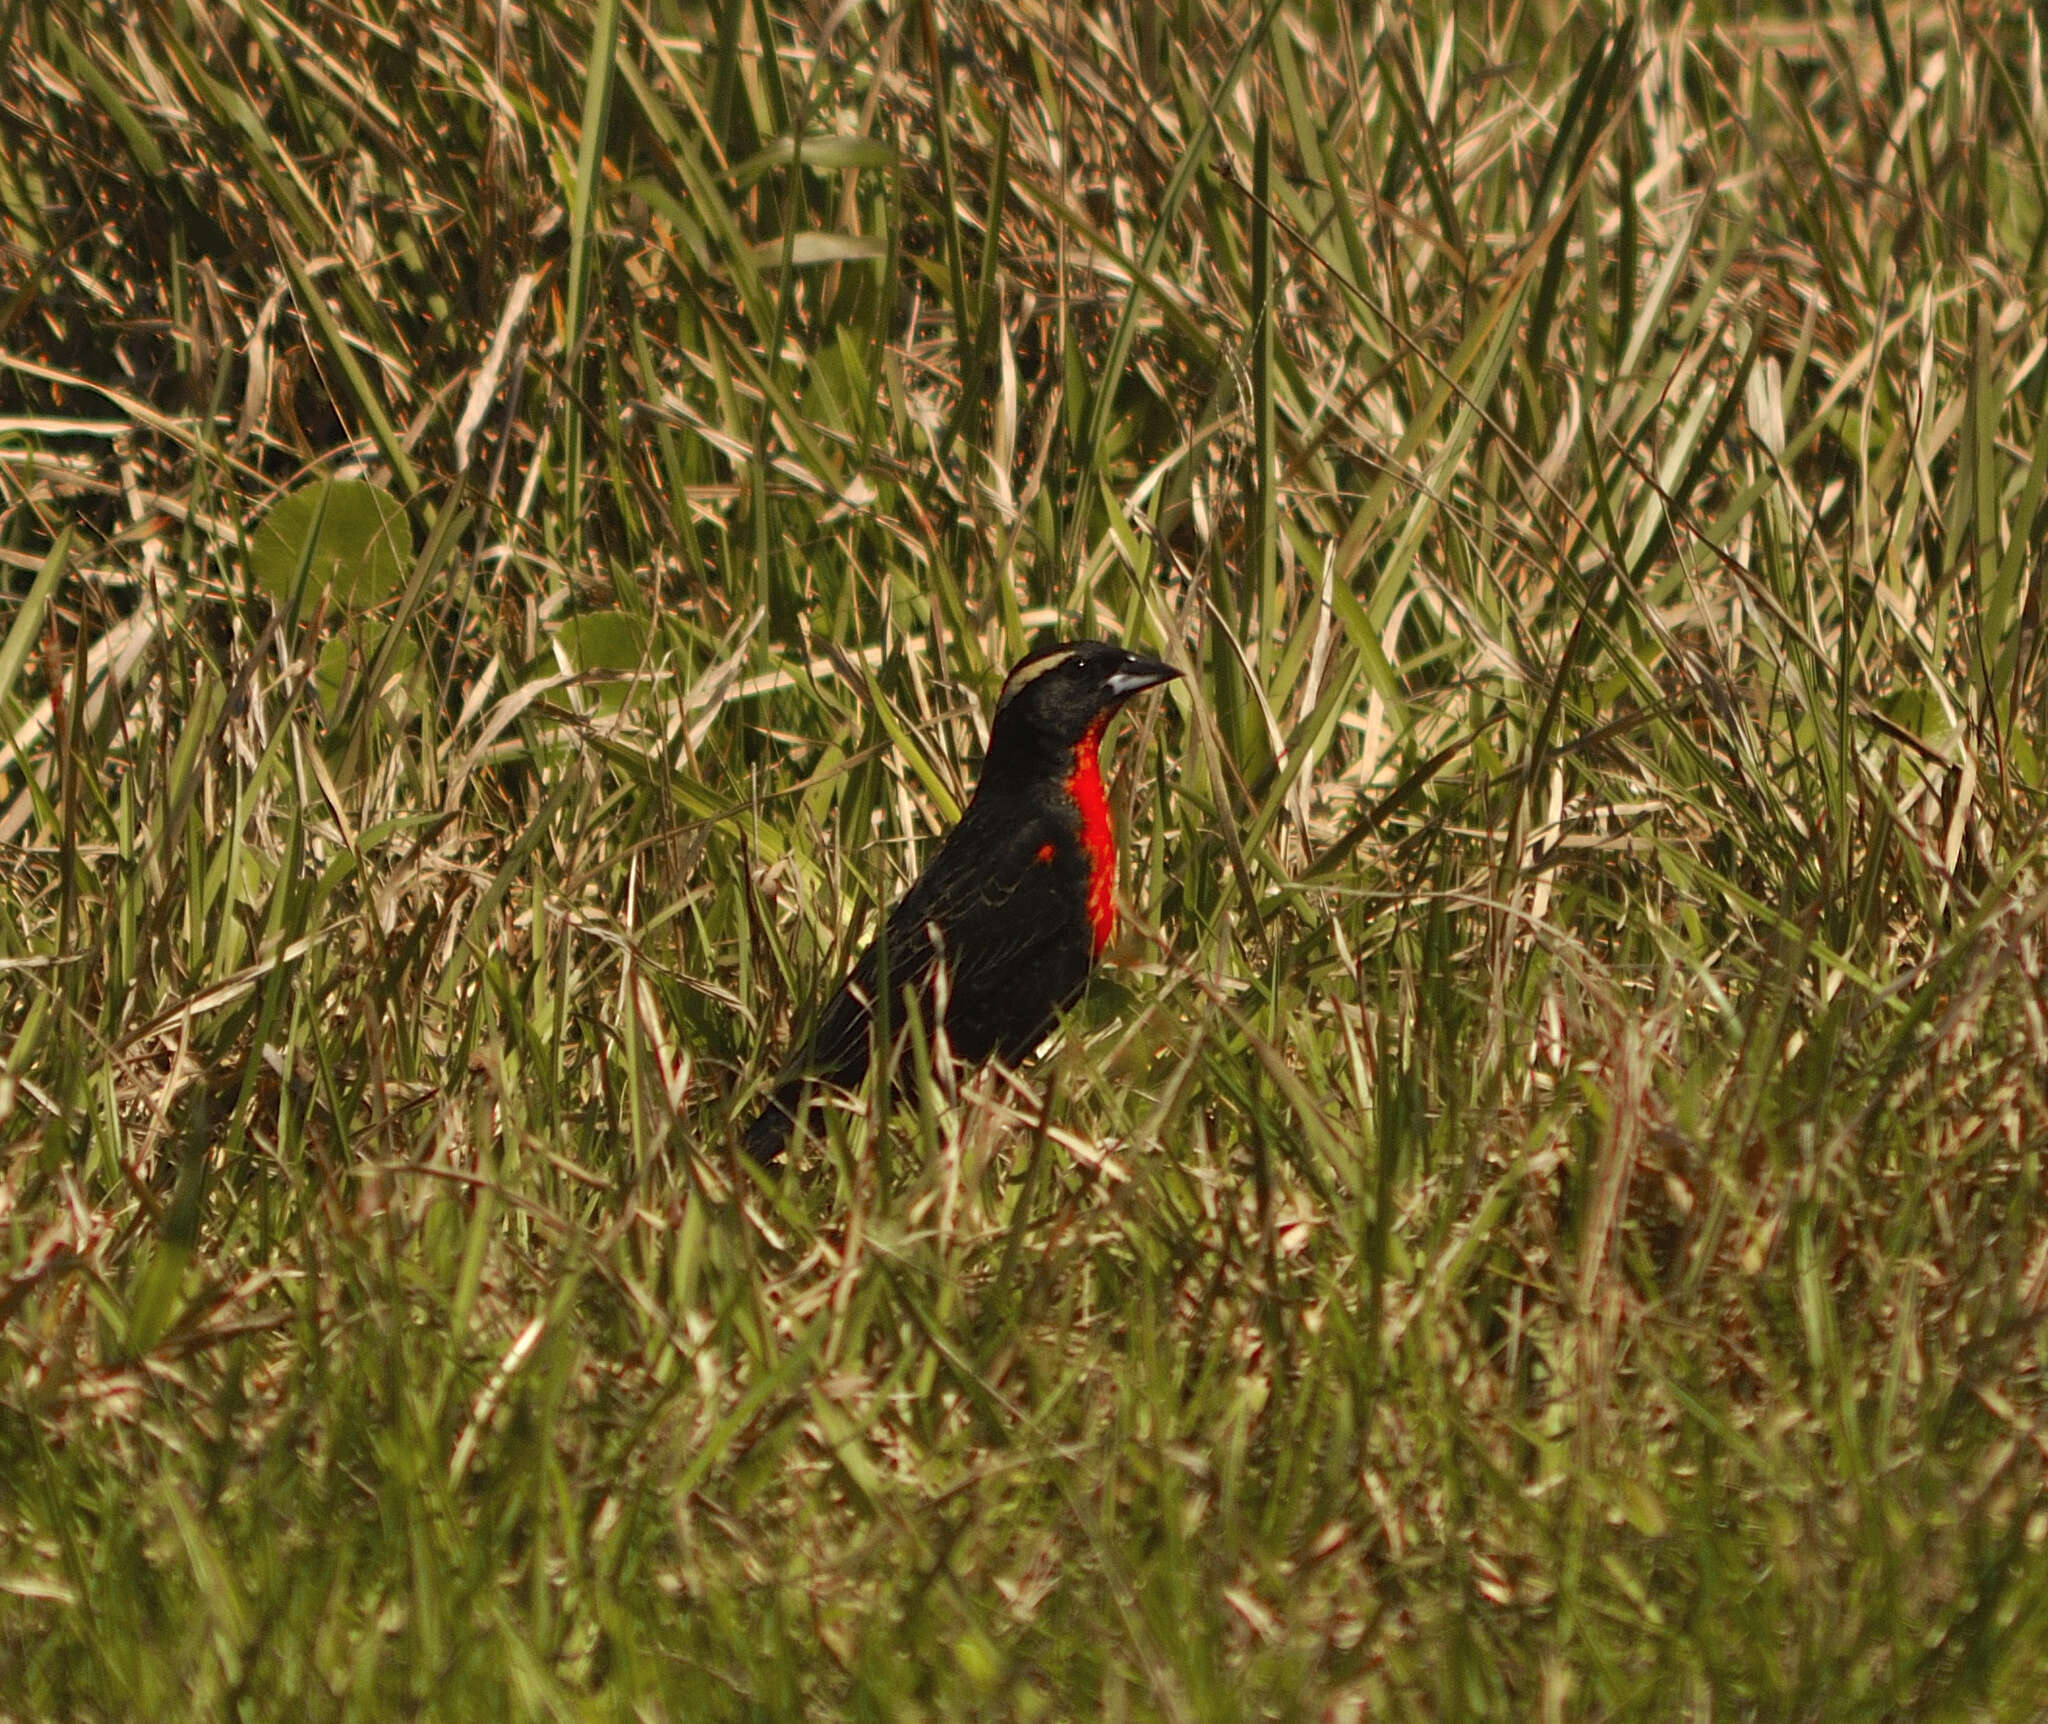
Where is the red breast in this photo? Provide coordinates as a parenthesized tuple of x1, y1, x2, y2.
(1067, 711, 1117, 957)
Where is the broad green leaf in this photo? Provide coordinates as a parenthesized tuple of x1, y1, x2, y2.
(249, 481, 414, 611)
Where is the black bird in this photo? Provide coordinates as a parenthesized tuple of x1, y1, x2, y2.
(744, 640, 1180, 1164)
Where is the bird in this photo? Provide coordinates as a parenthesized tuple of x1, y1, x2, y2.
(743, 639, 1180, 1165)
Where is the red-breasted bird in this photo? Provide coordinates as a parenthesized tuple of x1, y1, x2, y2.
(743, 640, 1180, 1165)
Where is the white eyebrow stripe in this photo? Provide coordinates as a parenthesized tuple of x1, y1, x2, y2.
(996, 648, 1079, 709)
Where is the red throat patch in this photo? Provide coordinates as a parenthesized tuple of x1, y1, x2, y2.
(1067, 712, 1117, 958)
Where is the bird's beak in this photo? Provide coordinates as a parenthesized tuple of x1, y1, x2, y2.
(1104, 655, 1181, 700)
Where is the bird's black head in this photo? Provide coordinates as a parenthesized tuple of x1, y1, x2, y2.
(986, 639, 1180, 760)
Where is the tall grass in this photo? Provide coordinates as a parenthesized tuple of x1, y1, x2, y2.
(4, 1, 2048, 1716)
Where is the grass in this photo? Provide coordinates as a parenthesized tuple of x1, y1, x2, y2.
(4, 0, 2048, 1716)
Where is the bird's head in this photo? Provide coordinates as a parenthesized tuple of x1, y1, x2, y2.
(988, 639, 1181, 756)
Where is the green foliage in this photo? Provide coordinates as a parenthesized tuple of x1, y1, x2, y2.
(247, 480, 414, 612)
(3, 0, 2048, 1718)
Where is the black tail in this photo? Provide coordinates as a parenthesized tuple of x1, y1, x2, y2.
(742, 1087, 799, 1165)
(743, 933, 905, 1166)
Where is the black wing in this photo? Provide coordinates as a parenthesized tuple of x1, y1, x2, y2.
(743, 792, 1087, 1162)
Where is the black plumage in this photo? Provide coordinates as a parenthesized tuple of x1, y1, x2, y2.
(743, 640, 1178, 1165)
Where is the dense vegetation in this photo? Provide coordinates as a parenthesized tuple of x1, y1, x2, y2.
(5, 1, 2048, 1716)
